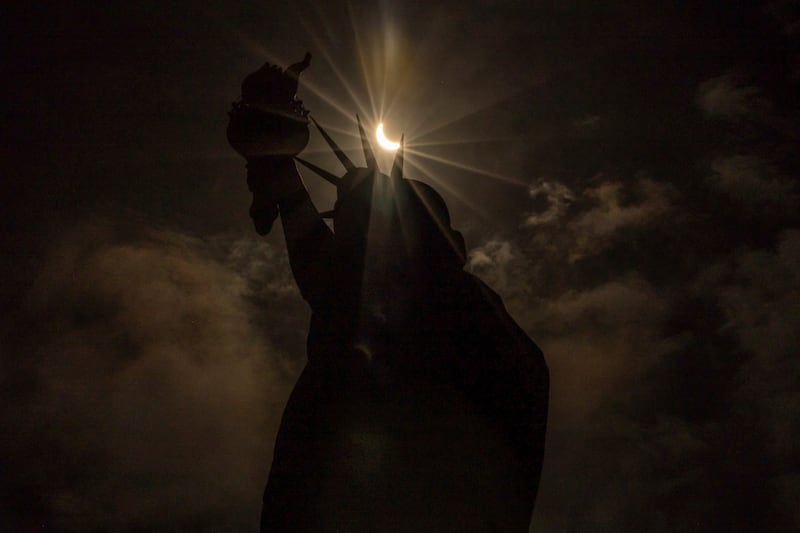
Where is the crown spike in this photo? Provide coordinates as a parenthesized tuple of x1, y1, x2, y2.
(294, 157, 340, 186)
(356, 114, 377, 170)
(309, 116, 355, 172)
(390, 134, 404, 181)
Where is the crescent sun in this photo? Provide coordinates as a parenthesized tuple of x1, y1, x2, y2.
(376, 123, 400, 151)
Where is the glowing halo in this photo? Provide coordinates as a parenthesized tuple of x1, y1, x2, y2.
(376, 123, 400, 151)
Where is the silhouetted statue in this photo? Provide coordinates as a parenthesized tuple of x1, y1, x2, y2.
(228, 53, 548, 532)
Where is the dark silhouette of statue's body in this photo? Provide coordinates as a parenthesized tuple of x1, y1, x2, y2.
(228, 54, 548, 532)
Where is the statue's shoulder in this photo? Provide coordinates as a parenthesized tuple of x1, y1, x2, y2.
(456, 271, 546, 363)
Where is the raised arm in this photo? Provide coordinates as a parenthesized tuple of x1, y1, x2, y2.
(228, 52, 335, 309)
(247, 156, 333, 308)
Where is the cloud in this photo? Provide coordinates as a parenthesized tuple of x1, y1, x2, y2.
(466, 239, 517, 293)
(465, 227, 800, 529)
(716, 229, 800, 460)
(466, 239, 710, 530)
(2, 222, 302, 530)
(696, 75, 765, 118)
(534, 275, 669, 335)
(516, 176, 678, 265)
(574, 114, 601, 129)
(567, 178, 675, 261)
(523, 181, 575, 226)
(708, 155, 798, 213)
(528, 274, 680, 428)
(467, 238, 678, 426)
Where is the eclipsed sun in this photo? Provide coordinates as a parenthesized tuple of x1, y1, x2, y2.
(376, 123, 400, 151)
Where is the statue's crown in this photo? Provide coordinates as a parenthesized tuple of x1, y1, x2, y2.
(295, 115, 405, 210)
(295, 117, 466, 267)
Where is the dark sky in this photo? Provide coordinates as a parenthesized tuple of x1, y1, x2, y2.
(2, 1, 799, 530)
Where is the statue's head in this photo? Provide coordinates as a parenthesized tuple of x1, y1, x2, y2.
(297, 117, 466, 279)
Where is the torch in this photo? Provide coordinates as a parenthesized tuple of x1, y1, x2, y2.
(227, 53, 312, 234)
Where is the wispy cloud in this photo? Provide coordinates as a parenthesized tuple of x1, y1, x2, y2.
(696, 75, 766, 119)
(716, 229, 800, 459)
(523, 181, 575, 226)
(4, 222, 301, 530)
(708, 155, 798, 213)
(516, 176, 677, 263)
(567, 178, 675, 261)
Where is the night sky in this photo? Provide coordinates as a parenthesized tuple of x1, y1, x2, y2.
(2, 1, 799, 531)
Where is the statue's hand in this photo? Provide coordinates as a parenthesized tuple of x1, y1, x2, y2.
(247, 157, 306, 236)
(227, 53, 312, 159)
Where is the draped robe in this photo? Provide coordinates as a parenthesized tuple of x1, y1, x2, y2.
(259, 170, 548, 532)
